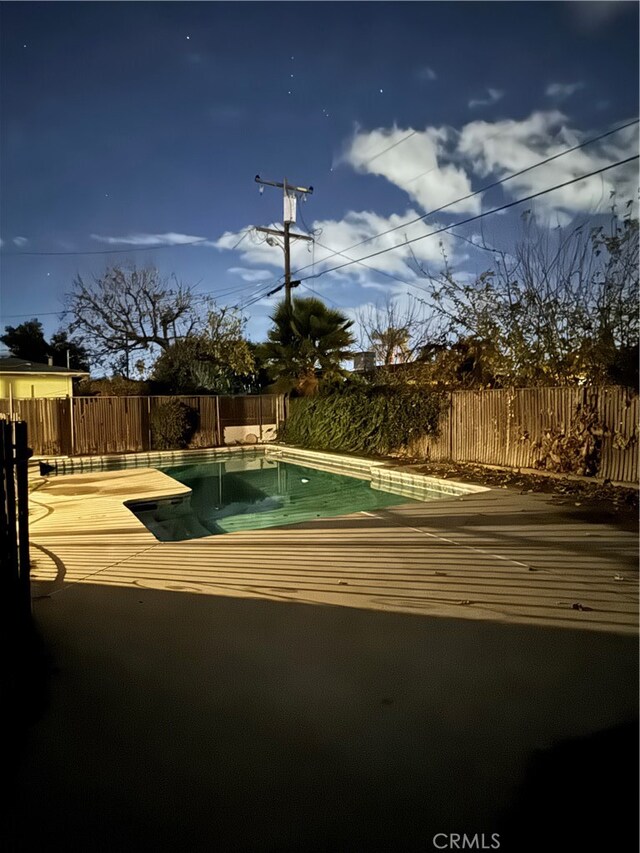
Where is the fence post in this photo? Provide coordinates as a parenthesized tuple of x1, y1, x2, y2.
(14, 421, 32, 613)
(215, 396, 221, 446)
(69, 397, 75, 456)
(0, 420, 31, 608)
(147, 397, 152, 451)
(1, 421, 20, 608)
(448, 392, 453, 461)
(259, 395, 263, 442)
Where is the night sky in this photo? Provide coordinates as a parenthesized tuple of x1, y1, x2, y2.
(1, 1, 638, 350)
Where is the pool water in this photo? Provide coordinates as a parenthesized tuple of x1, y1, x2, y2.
(129, 454, 421, 541)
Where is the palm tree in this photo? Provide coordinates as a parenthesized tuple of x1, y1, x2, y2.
(371, 326, 412, 365)
(260, 296, 355, 395)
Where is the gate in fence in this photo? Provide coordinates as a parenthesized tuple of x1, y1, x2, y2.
(1, 418, 32, 619)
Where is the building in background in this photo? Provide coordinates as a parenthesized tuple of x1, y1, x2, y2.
(0, 357, 89, 399)
(352, 352, 376, 372)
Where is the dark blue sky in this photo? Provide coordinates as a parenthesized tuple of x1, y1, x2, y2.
(1, 1, 638, 346)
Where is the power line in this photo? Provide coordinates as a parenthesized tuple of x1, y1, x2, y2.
(2, 237, 210, 257)
(278, 200, 420, 296)
(0, 269, 268, 321)
(313, 236, 416, 287)
(0, 310, 69, 319)
(290, 117, 639, 279)
(1, 229, 253, 258)
(298, 281, 341, 308)
(356, 129, 418, 168)
(300, 154, 639, 282)
(296, 173, 436, 289)
(234, 276, 286, 311)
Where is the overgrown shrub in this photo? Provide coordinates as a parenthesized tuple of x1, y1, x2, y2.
(280, 385, 445, 456)
(76, 376, 150, 396)
(533, 402, 604, 476)
(150, 400, 198, 450)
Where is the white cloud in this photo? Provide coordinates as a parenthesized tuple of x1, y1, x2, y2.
(90, 232, 211, 246)
(545, 81, 584, 100)
(457, 110, 638, 224)
(227, 267, 272, 282)
(342, 125, 481, 214)
(215, 209, 458, 287)
(215, 228, 281, 263)
(217, 110, 640, 289)
(341, 111, 637, 229)
(311, 210, 457, 278)
(13, 236, 28, 246)
(468, 88, 504, 109)
(416, 66, 437, 82)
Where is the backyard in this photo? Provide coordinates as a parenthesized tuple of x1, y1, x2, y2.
(5, 442, 638, 851)
(2, 4, 638, 845)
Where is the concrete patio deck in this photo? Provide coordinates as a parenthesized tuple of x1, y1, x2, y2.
(27, 466, 638, 633)
(8, 465, 639, 851)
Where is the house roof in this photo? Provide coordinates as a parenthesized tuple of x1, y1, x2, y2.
(0, 357, 89, 377)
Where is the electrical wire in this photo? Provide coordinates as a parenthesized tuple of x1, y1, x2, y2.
(296, 179, 432, 289)
(290, 117, 639, 279)
(234, 277, 286, 311)
(1, 229, 253, 258)
(298, 281, 341, 308)
(356, 129, 418, 168)
(0, 309, 69, 319)
(2, 237, 211, 257)
(0, 259, 267, 321)
(300, 153, 638, 282)
(6, 119, 635, 319)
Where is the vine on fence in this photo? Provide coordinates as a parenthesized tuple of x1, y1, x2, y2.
(280, 386, 446, 456)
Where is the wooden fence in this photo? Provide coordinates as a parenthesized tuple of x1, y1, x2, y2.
(409, 386, 638, 485)
(0, 388, 636, 484)
(0, 395, 285, 458)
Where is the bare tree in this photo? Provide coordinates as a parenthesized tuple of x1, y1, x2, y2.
(417, 204, 639, 386)
(64, 264, 207, 370)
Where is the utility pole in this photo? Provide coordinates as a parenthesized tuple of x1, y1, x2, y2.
(254, 175, 314, 311)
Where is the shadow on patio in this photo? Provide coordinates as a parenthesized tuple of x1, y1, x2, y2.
(7, 580, 639, 852)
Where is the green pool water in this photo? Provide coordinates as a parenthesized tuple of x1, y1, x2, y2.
(129, 453, 423, 541)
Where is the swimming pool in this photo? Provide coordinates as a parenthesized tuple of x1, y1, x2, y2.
(128, 452, 440, 541)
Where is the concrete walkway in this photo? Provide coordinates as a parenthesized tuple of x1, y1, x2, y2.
(8, 467, 639, 851)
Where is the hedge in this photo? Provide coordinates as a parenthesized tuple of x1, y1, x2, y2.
(279, 385, 445, 456)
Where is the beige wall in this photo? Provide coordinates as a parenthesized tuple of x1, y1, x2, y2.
(0, 373, 73, 398)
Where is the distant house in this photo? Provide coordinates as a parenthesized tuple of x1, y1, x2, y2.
(0, 357, 89, 399)
(352, 352, 376, 372)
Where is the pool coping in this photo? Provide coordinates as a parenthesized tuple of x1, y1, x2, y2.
(39, 443, 490, 504)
